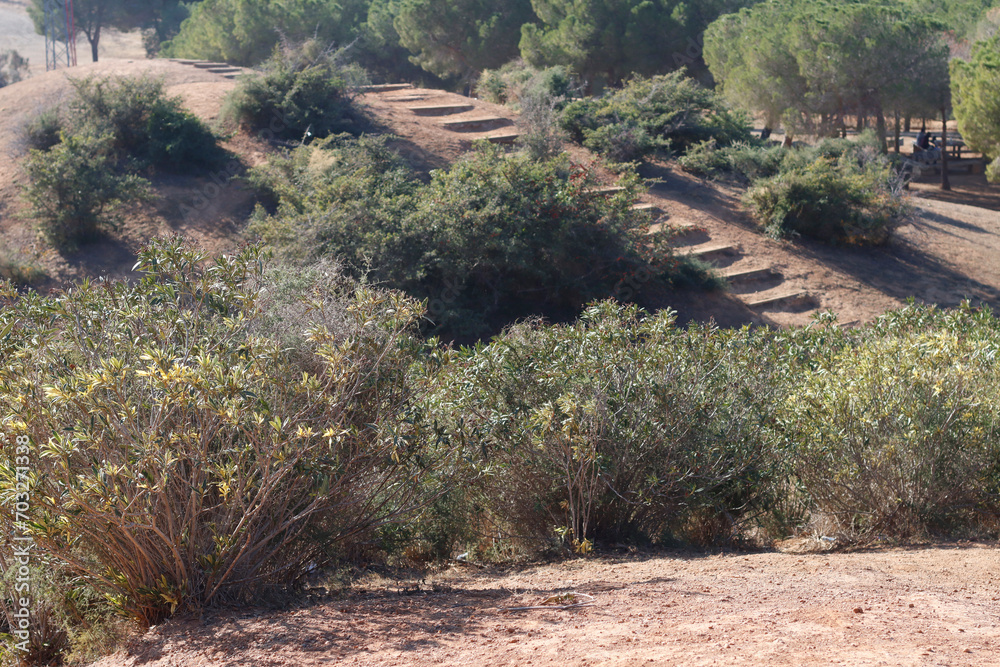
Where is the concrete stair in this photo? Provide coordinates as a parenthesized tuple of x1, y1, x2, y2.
(439, 116, 513, 132)
(408, 103, 475, 116)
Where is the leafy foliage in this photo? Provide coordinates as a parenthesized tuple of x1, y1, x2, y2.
(392, 0, 535, 81)
(519, 0, 755, 89)
(160, 0, 369, 66)
(780, 305, 1000, 541)
(22, 133, 150, 249)
(21, 74, 227, 250)
(422, 302, 787, 551)
(475, 61, 579, 108)
(246, 138, 688, 339)
(0, 240, 442, 626)
(704, 0, 950, 141)
(560, 71, 752, 163)
(742, 146, 908, 245)
(951, 34, 1000, 182)
(222, 40, 368, 141)
(67, 75, 226, 172)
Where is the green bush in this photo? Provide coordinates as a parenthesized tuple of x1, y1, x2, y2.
(475, 61, 578, 108)
(780, 306, 1000, 541)
(247, 139, 691, 339)
(560, 72, 753, 163)
(742, 153, 908, 245)
(222, 41, 369, 141)
(22, 133, 150, 249)
(67, 75, 226, 172)
(679, 139, 787, 182)
(0, 240, 446, 627)
(421, 302, 787, 553)
(22, 109, 63, 152)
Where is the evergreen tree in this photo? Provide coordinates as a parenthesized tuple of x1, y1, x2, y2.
(161, 0, 369, 67)
(951, 34, 1000, 181)
(391, 0, 535, 83)
(705, 0, 949, 145)
(520, 0, 755, 90)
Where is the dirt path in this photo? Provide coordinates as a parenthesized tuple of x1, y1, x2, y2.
(92, 543, 1000, 667)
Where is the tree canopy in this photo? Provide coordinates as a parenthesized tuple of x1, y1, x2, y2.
(161, 0, 368, 66)
(951, 34, 1000, 180)
(704, 0, 950, 142)
(390, 0, 535, 83)
(519, 0, 754, 89)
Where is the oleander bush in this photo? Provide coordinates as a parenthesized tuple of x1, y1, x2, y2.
(779, 305, 1000, 541)
(420, 302, 789, 552)
(0, 239, 448, 627)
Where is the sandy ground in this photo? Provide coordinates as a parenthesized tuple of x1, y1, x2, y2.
(0, 0, 144, 76)
(90, 543, 1000, 667)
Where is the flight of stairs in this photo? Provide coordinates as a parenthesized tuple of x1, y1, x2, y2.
(167, 59, 250, 79)
(375, 84, 521, 145)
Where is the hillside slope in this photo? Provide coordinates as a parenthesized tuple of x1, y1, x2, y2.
(1, 58, 999, 329)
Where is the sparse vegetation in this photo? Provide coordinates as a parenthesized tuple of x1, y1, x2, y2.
(0, 248, 46, 288)
(0, 50, 28, 88)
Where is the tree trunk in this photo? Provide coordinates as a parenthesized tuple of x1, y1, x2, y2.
(940, 106, 951, 191)
(893, 110, 901, 155)
(875, 104, 888, 152)
(904, 116, 911, 133)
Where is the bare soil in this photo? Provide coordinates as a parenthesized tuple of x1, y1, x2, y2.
(91, 543, 1000, 667)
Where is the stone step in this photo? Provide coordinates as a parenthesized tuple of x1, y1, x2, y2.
(648, 221, 696, 236)
(486, 133, 519, 145)
(439, 116, 512, 132)
(408, 103, 475, 116)
(631, 202, 661, 213)
(190, 61, 230, 68)
(207, 67, 243, 74)
(677, 243, 739, 260)
(745, 290, 811, 309)
(585, 186, 626, 196)
(359, 83, 414, 93)
(383, 94, 431, 102)
(720, 266, 781, 283)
